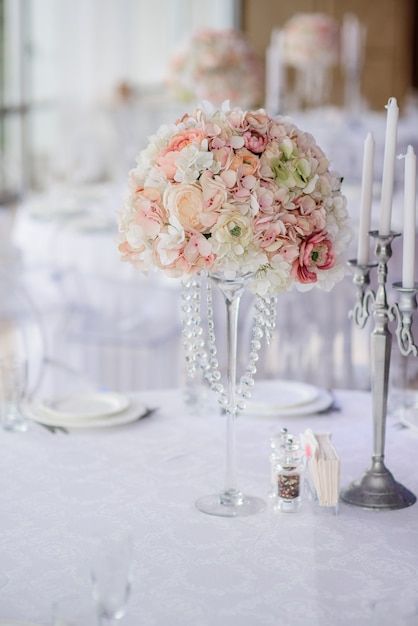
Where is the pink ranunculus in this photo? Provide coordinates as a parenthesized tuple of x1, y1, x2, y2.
(291, 231, 336, 284)
(291, 262, 317, 284)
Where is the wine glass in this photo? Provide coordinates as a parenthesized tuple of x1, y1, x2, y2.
(0, 356, 28, 432)
(90, 529, 134, 625)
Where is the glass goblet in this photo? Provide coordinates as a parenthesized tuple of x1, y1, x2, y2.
(90, 530, 134, 625)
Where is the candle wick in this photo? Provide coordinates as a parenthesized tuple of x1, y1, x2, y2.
(385, 96, 397, 110)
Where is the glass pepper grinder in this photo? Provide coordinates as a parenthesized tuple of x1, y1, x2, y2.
(273, 434, 305, 512)
(269, 427, 288, 498)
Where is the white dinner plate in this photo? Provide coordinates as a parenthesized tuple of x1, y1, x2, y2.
(245, 380, 320, 413)
(25, 395, 148, 430)
(38, 391, 130, 421)
(243, 387, 334, 418)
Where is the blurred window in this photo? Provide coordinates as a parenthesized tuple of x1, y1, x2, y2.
(0, 0, 240, 200)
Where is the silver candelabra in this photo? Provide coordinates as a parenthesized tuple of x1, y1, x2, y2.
(341, 230, 417, 510)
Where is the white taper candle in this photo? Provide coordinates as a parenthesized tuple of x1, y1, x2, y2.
(357, 132, 375, 264)
(402, 145, 417, 288)
(379, 97, 399, 236)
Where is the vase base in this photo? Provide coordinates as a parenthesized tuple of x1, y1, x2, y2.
(195, 493, 266, 517)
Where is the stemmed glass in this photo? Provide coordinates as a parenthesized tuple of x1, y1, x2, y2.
(0, 356, 28, 432)
(90, 530, 134, 625)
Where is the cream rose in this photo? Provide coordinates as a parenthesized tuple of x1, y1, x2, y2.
(163, 183, 206, 232)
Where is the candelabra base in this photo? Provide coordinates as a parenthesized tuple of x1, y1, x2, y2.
(340, 458, 416, 510)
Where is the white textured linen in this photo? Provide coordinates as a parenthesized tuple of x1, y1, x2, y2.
(1, 387, 418, 625)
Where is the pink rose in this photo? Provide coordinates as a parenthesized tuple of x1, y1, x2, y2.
(243, 130, 268, 154)
(161, 128, 205, 155)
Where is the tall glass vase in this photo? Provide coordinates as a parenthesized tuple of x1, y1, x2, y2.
(195, 272, 266, 517)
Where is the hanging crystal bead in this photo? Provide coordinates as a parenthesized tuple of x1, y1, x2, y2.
(181, 273, 277, 411)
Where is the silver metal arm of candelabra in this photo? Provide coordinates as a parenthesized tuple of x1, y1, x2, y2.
(341, 230, 417, 510)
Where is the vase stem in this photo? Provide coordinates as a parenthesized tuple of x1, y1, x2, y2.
(194, 272, 265, 517)
(222, 292, 242, 506)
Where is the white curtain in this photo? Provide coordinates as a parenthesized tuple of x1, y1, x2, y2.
(30, 0, 239, 108)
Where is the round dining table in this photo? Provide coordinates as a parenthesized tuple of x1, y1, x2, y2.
(1, 384, 418, 625)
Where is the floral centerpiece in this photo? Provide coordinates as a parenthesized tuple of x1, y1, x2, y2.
(117, 101, 351, 517)
(281, 13, 340, 109)
(167, 29, 263, 109)
(118, 101, 351, 296)
(282, 13, 340, 69)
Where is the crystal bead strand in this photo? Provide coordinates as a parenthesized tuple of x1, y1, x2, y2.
(235, 294, 278, 408)
(182, 275, 278, 412)
(202, 278, 228, 409)
(181, 275, 207, 381)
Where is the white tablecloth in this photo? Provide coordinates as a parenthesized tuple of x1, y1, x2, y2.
(1, 386, 418, 625)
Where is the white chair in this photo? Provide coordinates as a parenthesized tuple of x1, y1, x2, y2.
(52, 270, 185, 392)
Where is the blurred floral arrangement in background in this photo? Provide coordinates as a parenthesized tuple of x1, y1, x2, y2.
(282, 13, 340, 69)
(167, 29, 264, 109)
